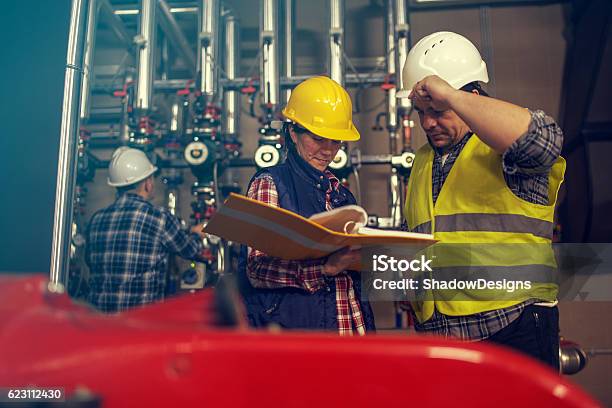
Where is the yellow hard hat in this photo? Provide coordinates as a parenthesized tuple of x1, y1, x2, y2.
(282, 76, 360, 141)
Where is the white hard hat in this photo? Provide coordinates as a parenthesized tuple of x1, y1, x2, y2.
(396, 31, 489, 98)
(107, 147, 158, 187)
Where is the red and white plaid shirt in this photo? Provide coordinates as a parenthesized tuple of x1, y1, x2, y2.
(246, 171, 366, 336)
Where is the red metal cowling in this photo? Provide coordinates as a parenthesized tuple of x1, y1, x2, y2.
(0, 275, 602, 408)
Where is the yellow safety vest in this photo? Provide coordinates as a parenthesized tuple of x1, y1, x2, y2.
(404, 135, 566, 323)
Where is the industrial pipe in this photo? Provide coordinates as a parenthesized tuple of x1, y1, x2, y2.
(198, 0, 220, 97)
(79, 0, 99, 120)
(282, 0, 295, 105)
(385, 0, 398, 153)
(160, 33, 170, 80)
(394, 0, 411, 112)
(328, 0, 345, 86)
(223, 14, 240, 137)
(170, 102, 181, 133)
(49, 0, 90, 291)
(135, 0, 156, 110)
(260, 0, 280, 109)
(93, 72, 389, 94)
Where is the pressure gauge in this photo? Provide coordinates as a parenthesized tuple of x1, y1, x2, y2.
(329, 149, 348, 170)
(254, 144, 280, 168)
(184, 141, 209, 165)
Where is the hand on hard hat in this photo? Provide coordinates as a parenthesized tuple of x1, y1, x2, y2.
(410, 75, 458, 112)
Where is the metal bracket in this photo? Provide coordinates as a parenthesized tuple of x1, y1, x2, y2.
(133, 34, 147, 48)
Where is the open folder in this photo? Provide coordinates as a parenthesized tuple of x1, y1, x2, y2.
(204, 193, 436, 260)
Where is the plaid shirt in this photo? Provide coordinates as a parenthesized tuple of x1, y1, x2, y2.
(247, 172, 366, 336)
(86, 193, 203, 313)
(414, 109, 564, 340)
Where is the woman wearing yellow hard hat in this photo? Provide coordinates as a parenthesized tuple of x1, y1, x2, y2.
(238, 76, 375, 335)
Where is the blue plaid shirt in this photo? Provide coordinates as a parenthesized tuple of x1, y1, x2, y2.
(413, 110, 563, 340)
(86, 193, 203, 313)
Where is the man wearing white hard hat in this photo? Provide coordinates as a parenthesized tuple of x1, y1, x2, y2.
(85, 147, 206, 313)
(399, 32, 565, 369)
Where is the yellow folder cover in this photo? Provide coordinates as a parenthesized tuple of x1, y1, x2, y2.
(204, 193, 436, 261)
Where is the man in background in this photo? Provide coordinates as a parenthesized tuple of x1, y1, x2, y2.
(86, 147, 206, 313)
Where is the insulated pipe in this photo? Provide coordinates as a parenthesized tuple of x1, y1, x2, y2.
(158, 0, 197, 77)
(385, 0, 398, 153)
(170, 102, 181, 132)
(386, 0, 401, 223)
(260, 0, 280, 108)
(160, 33, 170, 80)
(135, 0, 156, 110)
(79, 0, 99, 120)
(394, 0, 410, 111)
(198, 0, 220, 97)
(99, 0, 133, 49)
(49, 0, 90, 291)
(97, 72, 390, 95)
(223, 14, 240, 137)
(115, 7, 198, 15)
(167, 189, 179, 216)
(390, 169, 402, 227)
(328, 0, 345, 86)
(282, 0, 295, 105)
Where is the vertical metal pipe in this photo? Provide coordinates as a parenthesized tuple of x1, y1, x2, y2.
(387, 1, 401, 226)
(170, 102, 180, 132)
(199, 0, 220, 97)
(119, 71, 134, 145)
(282, 0, 294, 105)
(160, 33, 169, 81)
(328, 0, 345, 86)
(49, 0, 90, 291)
(390, 169, 402, 227)
(385, 0, 398, 154)
(394, 0, 410, 111)
(260, 0, 279, 108)
(79, 0, 98, 120)
(166, 188, 179, 216)
(135, 0, 156, 110)
(223, 14, 240, 136)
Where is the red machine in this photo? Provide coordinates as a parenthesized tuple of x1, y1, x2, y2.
(0, 275, 601, 407)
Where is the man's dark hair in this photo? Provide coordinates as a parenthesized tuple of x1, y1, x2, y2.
(460, 81, 489, 97)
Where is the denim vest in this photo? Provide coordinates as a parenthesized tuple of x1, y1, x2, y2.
(238, 149, 375, 332)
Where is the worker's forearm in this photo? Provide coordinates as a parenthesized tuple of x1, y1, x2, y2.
(447, 90, 532, 154)
(247, 250, 327, 293)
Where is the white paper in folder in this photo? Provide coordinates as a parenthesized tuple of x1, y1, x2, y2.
(309, 205, 429, 239)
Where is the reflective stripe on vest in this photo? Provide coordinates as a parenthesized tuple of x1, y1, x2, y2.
(414, 213, 554, 239)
